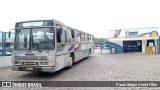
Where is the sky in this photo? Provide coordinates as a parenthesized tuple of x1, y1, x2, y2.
(0, 0, 160, 38)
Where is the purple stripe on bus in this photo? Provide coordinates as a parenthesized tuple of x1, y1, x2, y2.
(74, 45, 80, 51)
(68, 45, 74, 51)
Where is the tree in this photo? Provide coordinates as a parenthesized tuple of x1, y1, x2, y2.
(93, 37, 108, 46)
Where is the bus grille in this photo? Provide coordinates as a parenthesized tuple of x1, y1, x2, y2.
(14, 56, 47, 60)
(24, 62, 36, 65)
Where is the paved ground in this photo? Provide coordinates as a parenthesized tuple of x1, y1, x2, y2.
(1, 49, 160, 89)
(0, 56, 11, 68)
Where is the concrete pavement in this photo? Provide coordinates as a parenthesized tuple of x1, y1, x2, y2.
(0, 56, 11, 68)
(1, 49, 160, 89)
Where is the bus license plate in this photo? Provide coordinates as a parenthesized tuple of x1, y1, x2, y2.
(26, 67, 33, 70)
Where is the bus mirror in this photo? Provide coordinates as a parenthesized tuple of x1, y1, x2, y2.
(9, 30, 11, 38)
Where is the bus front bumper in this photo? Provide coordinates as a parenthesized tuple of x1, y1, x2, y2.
(11, 66, 55, 73)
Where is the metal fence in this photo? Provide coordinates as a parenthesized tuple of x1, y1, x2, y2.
(0, 31, 14, 56)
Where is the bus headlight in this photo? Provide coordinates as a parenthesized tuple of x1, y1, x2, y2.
(48, 62, 54, 66)
(13, 61, 21, 65)
(40, 61, 54, 66)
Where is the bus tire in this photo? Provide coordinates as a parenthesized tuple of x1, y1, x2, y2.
(89, 49, 91, 56)
(87, 49, 91, 58)
(68, 54, 74, 69)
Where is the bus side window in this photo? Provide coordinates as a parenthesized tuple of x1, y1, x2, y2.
(65, 31, 67, 43)
(85, 34, 88, 42)
(89, 35, 92, 43)
(74, 31, 80, 42)
(66, 28, 72, 42)
(87, 35, 90, 42)
(78, 33, 81, 42)
(57, 29, 61, 43)
(71, 30, 74, 42)
(57, 27, 67, 50)
(91, 35, 94, 43)
(80, 33, 84, 42)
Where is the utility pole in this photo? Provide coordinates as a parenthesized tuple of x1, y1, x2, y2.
(100, 38, 103, 54)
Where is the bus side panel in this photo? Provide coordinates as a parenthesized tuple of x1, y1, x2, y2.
(91, 48, 94, 53)
(74, 51, 83, 62)
(74, 51, 78, 62)
(81, 44, 92, 57)
(87, 43, 94, 54)
(81, 44, 87, 50)
(64, 54, 70, 67)
(82, 50, 86, 58)
(55, 55, 65, 71)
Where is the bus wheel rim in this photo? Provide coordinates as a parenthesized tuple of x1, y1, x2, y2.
(69, 57, 73, 66)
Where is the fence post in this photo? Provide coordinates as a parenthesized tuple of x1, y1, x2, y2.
(2, 32, 6, 56)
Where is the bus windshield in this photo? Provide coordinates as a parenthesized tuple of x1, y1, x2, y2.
(14, 27, 55, 51)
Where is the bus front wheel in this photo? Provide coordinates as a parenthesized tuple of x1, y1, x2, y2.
(68, 54, 74, 69)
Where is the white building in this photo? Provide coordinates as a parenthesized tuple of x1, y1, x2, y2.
(108, 27, 159, 54)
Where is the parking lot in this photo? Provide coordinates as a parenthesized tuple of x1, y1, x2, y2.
(1, 49, 160, 89)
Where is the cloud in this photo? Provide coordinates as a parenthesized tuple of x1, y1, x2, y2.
(0, 0, 160, 38)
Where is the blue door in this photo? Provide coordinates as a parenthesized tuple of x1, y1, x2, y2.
(123, 40, 142, 52)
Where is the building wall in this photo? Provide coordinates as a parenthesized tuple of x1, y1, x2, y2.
(109, 39, 158, 54)
(108, 27, 158, 38)
(142, 40, 146, 53)
(158, 37, 160, 53)
(108, 40, 123, 53)
(142, 39, 158, 54)
(155, 39, 158, 53)
(108, 27, 159, 54)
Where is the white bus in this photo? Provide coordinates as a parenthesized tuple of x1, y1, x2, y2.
(10, 19, 94, 73)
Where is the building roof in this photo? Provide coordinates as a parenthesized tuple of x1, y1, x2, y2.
(109, 36, 159, 41)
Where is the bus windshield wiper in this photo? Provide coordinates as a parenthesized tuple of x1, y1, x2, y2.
(32, 43, 42, 52)
(37, 49, 42, 52)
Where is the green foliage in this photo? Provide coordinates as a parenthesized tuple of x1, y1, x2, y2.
(94, 37, 108, 45)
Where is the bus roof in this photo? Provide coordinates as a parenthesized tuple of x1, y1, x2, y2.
(15, 19, 94, 36)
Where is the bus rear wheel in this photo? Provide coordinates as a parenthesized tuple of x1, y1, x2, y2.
(87, 49, 91, 58)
